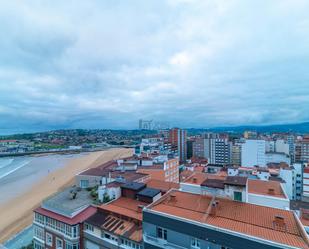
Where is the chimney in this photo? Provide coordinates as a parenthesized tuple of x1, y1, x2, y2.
(137, 205, 144, 213)
(273, 215, 286, 231)
(268, 188, 275, 195)
(169, 193, 177, 203)
(209, 201, 219, 216)
(193, 177, 197, 183)
(301, 209, 309, 220)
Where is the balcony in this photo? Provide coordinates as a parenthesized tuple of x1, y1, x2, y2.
(144, 234, 187, 249)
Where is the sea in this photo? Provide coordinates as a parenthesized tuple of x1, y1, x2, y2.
(0, 153, 86, 249)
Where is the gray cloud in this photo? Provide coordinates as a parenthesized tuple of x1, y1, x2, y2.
(0, 0, 309, 134)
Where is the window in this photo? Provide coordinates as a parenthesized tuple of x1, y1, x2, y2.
(72, 225, 79, 238)
(157, 227, 167, 240)
(85, 223, 94, 232)
(65, 242, 79, 249)
(56, 238, 63, 249)
(233, 191, 242, 202)
(35, 213, 45, 225)
(46, 233, 53, 246)
(34, 241, 44, 249)
(191, 238, 200, 248)
(80, 180, 89, 188)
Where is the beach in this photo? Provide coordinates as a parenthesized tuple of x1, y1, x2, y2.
(0, 148, 133, 243)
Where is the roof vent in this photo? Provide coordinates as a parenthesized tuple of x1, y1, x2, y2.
(273, 215, 286, 231)
(193, 177, 197, 183)
(268, 188, 275, 195)
(69, 189, 77, 200)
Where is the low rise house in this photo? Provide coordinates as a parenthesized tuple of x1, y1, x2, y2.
(33, 187, 96, 249)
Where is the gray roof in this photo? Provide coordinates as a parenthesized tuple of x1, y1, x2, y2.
(121, 182, 146, 191)
(42, 187, 93, 217)
(137, 187, 161, 198)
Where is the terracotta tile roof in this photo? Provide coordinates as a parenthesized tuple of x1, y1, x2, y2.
(86, 210, 143, 242)
(34, 206, 97, 225)
(193, 166, 205, 172)
(138, 164, 164, 170)
(201, 178, 225, 189)
(224, 176, 247, 186)
(183, 172, 208, 185)
(179, 170, 194, 182)
(148, 190, 309, 249)
(137, 169, 165, 182)
(79, 160, 117, 176)
(99, 197, 147, 221)
(146, 179, 180, 193)
(248, 179, 286, 198)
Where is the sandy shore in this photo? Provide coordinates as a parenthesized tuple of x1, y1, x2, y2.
(0, 148, 133, 243)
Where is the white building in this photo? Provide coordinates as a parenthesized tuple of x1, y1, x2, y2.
(265, 152, 290, 165)
(241, 139, 266, 167)
(280, 163, 303, 200)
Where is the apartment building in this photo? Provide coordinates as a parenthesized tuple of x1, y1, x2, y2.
(83, 198, 145, 249)
(241, 139, 266, 167)
(295, 136, 309, 163)
(168, 128, 187, 162)
(231, 143, 241, 166)
(143, 190, 309, 249)
(33, 187, 96, 249)
(137, 158, 179, 183)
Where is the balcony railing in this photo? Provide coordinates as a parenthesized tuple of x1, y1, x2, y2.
(144, 234, 187, 249)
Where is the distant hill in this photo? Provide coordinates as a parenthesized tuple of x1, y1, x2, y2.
(188, 122, 309, 134)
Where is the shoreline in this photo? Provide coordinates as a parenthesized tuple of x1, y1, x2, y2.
(0, 147, 133, 243)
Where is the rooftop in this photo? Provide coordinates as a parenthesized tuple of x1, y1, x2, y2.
(99, 197, 147, 221)
(121, 182, 146, 191)
(224, 176, 247, 186)
(147, 190, 309, 249)
(146, 179, 180, 193)
(137, 164, 164, 170)
(41, 187, 94, 217)
(201, 178, 225, 189)
(137, 187, 161, 198)
(79, 160, 117, 176)
(35, 205, 96, 225)
(85, 211, 142, 242)
(248, 179, 287, 198)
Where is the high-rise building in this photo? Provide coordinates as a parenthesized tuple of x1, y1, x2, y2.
(193, 135, 232, 165)
(168, 128, 187, 162)
(208, 138, 232, 165)
(138, 119, 153, 130)
(295, 136, 309, 163)
(241, 139, 266, 167)
(192, 138, 206, 158)
(243, 130, 257, 139)
(231, 143, 242, 166)
(186, 140, 193, 159)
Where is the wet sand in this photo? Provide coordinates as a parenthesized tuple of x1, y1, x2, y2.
(0, 148, 133, 243)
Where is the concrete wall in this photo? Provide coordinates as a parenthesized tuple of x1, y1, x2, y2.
(247, 193, 290, 210)
(75, 175, 102, 188)
(180, 183, 202, 194)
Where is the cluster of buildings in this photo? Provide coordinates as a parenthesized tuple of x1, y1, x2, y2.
(32, 129, 309, 249)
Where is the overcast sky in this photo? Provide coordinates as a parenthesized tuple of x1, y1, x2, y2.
(0, 0, 309, 134)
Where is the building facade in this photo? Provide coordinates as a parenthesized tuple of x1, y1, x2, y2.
(241, 139, 266, 167)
